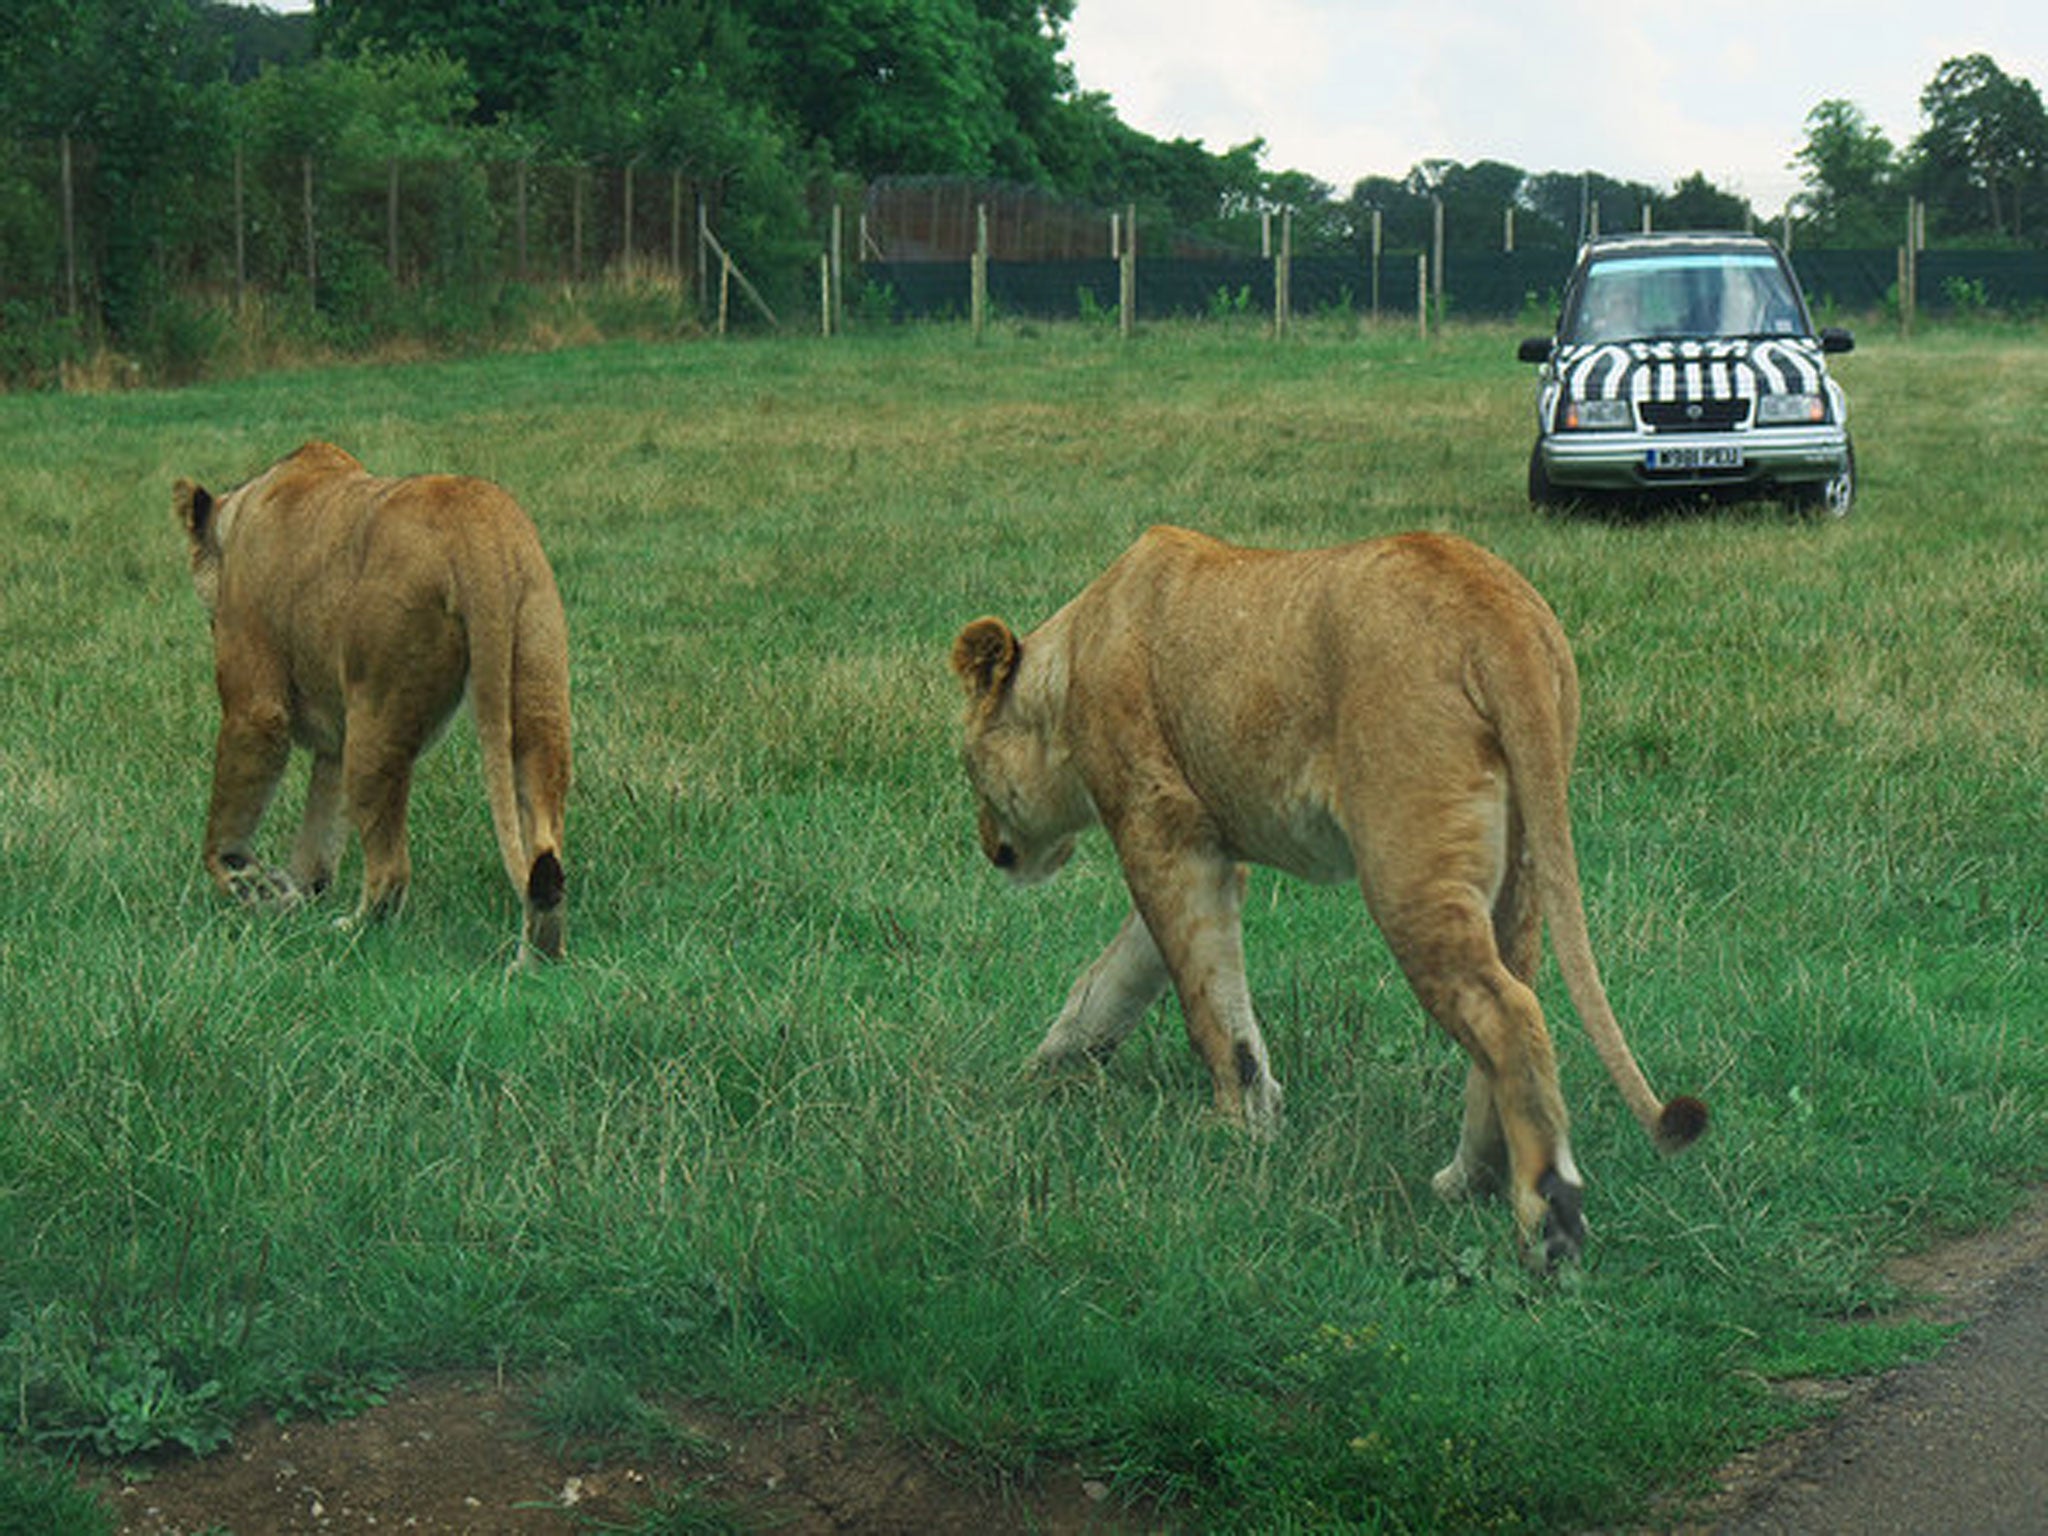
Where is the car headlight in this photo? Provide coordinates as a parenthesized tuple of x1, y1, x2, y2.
(1562, 396, 1632, 430)
(1757, 392, 1827, 425)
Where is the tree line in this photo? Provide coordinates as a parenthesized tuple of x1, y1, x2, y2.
(4, 0, 2044, 363)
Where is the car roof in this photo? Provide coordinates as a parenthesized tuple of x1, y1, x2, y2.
(1579, 231, 1783, 262)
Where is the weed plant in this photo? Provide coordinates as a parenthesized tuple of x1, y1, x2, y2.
(1, 319, 2043, 1530)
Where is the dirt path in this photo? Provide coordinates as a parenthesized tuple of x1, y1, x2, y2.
(100, 1193, 2048, 1535)
(1663, 1186, 2048, 1534)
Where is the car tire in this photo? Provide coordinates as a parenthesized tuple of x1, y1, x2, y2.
(1788, 437, 1855, 519)
(1528, 443, 1562, 508)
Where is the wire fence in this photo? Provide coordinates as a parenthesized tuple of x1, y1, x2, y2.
(5, 136, 2046, 381)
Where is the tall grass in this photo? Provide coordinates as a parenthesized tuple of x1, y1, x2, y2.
(2, 319, 2044, 1529)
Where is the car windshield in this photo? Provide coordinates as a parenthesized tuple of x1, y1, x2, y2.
(1562, 253, 1808, 345)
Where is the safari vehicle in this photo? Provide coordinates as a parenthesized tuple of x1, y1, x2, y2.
(1518, 232, 1855, 515)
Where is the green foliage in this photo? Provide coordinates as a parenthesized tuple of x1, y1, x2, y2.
(1914, 53, 2048, 242)
(0, 1443, 114, 1536)
(1794, 99, 1898, 245)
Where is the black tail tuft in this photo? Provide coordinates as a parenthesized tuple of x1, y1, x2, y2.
(529, 850, 565, 910)
(1656, 1095, 1710, 1153)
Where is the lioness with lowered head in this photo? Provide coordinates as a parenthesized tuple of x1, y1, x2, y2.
(175, 441, 571, 963)
(952, 526, 1705, 1267)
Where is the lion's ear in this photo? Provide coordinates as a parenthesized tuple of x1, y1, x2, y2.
(951, 617, 1020, 704)
(174, 480, 215, 549)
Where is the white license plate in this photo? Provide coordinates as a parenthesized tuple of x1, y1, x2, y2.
(1646, 444, 1744, 471)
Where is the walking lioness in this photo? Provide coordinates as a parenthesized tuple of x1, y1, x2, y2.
(951, 526, 1704, 1266)
(175, 441, 571, 963)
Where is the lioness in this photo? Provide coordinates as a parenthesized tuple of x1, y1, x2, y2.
(952, 526, 1705, 1266)
(175, 441, 572, 963)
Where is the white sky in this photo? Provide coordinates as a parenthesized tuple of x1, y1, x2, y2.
(1061, 0, 2048, 215)
(259, 1, 2048, 216)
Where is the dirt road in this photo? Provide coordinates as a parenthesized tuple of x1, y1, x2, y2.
(1675, 1187, 2048, 1535)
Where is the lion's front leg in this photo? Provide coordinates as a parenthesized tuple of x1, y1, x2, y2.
(1035, 906, 1172, 1069)
(1122, 852, 1284, 1140)
(202, 707, 299, 906)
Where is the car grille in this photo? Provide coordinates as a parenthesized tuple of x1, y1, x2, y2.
(1639, 397, 1750, 432)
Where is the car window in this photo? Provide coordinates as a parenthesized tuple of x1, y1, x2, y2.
(1563, 254, 1806, 345)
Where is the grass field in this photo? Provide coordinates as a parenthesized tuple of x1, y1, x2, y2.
(2, 317, 2045, 1531)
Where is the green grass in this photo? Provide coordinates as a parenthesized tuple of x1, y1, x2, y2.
(2, 317, 2045, 1531)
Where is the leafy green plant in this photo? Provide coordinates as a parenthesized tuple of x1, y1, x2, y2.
(0, 1443, 114, 1536)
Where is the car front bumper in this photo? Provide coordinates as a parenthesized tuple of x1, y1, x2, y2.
(1539, 424, 1851, 491)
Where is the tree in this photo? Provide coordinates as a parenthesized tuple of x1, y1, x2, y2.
(1912, 54, 2048, 241)
(1522, 171, 1658, 242)
(741, 0, 1072, 181)
(1, 0, 228, 337)
(1657, 171, 1750, 232)
(318, 0, 585, 123)
(1792, 100, 1896, 245)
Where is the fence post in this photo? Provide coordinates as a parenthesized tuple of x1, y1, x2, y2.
(671, 172, 683, 284)
(1417, 253, 1428, 342)
(60, 133, 78, 320)
(971, 203, 988, 339)
(1431, 196, 1445, 329)
(622, 163, 635, 270)
(232, 145, 246, 313)
(1119, 204, 1136, 339)
(302, 155, 318, 292)
(830, 200, 843, 333)
(1273, 208, 1291, 339)
(820, 253, 832, 337)
(1370, 207, 1381, 324)
(572, 167, 585, 282)
(387, 159, 401, 282)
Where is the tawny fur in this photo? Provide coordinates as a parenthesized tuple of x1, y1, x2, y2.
(175, 441, 571, 963)
(952, 525, 1704, 1267)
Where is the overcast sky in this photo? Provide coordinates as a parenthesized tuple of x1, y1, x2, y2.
(1062, 0, 2048, 214)
(259, 1, 2047, 216)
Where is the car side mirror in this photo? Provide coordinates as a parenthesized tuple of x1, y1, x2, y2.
(1820, 327, 1855, 355)
(1518, 336, 1554, 364)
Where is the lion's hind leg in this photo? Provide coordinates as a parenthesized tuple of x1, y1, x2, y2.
(287, 755, 349, 900)
(1381, 890, 1583, 1268)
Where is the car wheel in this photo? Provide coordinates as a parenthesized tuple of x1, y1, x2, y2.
(1789, 438, 1855, 519)
(1528, 443, 1562, 508)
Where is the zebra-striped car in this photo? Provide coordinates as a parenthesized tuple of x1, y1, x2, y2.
(1518, 233, 1855, 516)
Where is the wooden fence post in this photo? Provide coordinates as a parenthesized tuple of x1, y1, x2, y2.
(572, 167, 585, 282)
(971, 203, 988, 339)
(515, 160, 530, 283)
(830, 200, 843, 334)
(302, 154, 317, 292)
(60, 134, 78, 320)
(233, 145, 246, 312)
(1431, 196, 1445, 329)
(671, 172, 684, 284)
(1119, 204, 1136, 339)
(386, 159, 400, 282)
(1417, 253, 1428, 342)
(1273, 208, 1291, 338)
(1370, 207, 1381, 324)
(622, 163, 635, 270)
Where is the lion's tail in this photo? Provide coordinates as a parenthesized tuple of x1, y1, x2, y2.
(1484, 631, 1708, 1156)
(464, 520, 572, 961)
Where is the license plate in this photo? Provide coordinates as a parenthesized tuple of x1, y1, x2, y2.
(1646, 444, 1744, 471)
